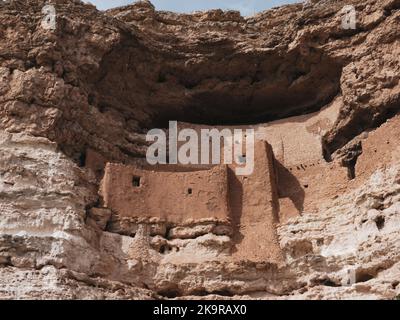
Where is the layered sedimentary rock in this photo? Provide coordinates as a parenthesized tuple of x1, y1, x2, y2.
(1, 0, 400, 299)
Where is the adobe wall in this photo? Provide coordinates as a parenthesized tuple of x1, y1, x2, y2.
(256, 97, 341, 166)
(268, 109, 400, 222)
(255, 98, 352, 221)
(275, 157, 349, 221)
(171, 123, 284, 263)
(100, 164, 230, 224)
(99, 134, 283, 263)
(228, 140, 283, 263)
(177, 99, 347, 223)
(355, 115, 400, 183)
(176, 97, 340, 167)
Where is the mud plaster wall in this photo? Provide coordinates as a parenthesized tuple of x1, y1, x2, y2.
(167, 123, 283, 263)
(100, 163, 230, 224)
(257, 97, 342, 166)
(176, 100, 346, 222)
(228, 141, 283, 263)
(355, 115, 400, 183)
(254, 98, 352, 221)
(91, 99, 399, 225)
(275, 114, 400, 222)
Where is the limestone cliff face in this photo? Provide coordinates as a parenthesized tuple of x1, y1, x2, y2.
(0, 0, 400, 299)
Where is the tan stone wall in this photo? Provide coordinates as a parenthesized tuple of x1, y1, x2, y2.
(228, 141, 283, 263)
(276, 159, 349, 221)
(175, 101, 344, 222)
(276, 114, 400, 222)
(356, 115, 400, 182)
(257, 97, 341, 166)
(100, 164, 230, 224)
(99, 136, 283, 263)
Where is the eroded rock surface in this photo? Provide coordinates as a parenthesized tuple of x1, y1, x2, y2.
(1, 0, 400, 300)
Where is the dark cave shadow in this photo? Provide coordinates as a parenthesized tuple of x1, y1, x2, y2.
(227, 168, 244, 253)
(274, 159, 305, 215)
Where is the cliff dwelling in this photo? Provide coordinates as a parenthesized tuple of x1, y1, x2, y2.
(100, 139, 282, 263)
(2, 0, 400, 301)
(93, 96, 400, 266)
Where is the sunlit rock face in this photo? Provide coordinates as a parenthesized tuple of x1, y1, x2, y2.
(0, 0, 400, 300)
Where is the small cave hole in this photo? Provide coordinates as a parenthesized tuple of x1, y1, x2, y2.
(95, 169, 104, 178)
(157, 73, 167, 83)
(191, 289, 209, 297)
(78, 152, 86, 168)
(159, 245, 172, 254)
(317, 278, 341, 287)
(375, 216, 385, 230)
(88, 93, 96, 105)
(157, 289, 181, 298)
(187, 188, 193, 195)
(212, 290, 235, 297)
(98, 103, 108, 113)
(355, 271, 375, 283)
(183, 81, 197, 90)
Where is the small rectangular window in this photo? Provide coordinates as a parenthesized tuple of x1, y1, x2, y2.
(132, 176, 141, 187)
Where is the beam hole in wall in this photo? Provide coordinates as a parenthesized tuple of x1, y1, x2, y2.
(187, 188, 193, 195)
(132, 176, 141, 187)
